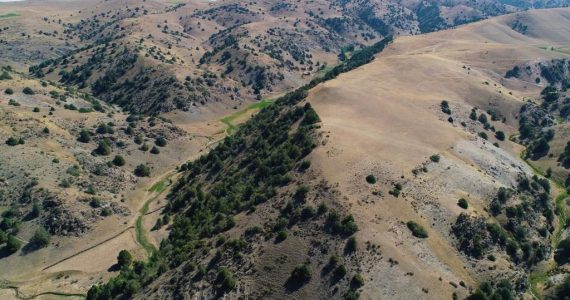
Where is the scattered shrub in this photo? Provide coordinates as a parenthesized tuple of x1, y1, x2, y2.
(96, 123, 114, 134)
(555, 237, 570, 264)
(22, 87, 34, 95)
(0, 71, 12, 80)
(4, 88, 13, 95)
(345, 236, 357, 253)
(4, 235, 21, 254)
(216, 267, 236, 292)
(29, 227, 50, 249)
(78, 129, 91, 143)
(95, 139, 112, 156)
(299, 160, 311, 171)
(406, 221, 428, 238)
(334, 265, 347, 278)
(5, 137, 23, 146)
(351, 274, 364, 289)
(289, 264, 311, 283)
(155, 137, 167, 147)
(117, 250, 133, 269)
(294, 185, 309, 201)
(495, 131, 505, 141)
(134, 164, 150, 177)
(276, 230, 288, 242)
(441, 100, 451, 114)
(112, 155, 125, 166)
(470, 110, 477, 121)
(365, 174, 376, 184)
(457, 198, 468, 209)
(30, 202, 41, 218)
(430, 154, 440, 163)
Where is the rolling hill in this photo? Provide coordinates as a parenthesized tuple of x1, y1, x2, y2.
(2, 1, 570, 300)
(85, 7, 570, 300)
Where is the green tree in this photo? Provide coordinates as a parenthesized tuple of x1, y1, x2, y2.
(29, 227, 50, 249)
(30, 202, 41, 219)
(495, 131, 505, 141)
(78, 129, 91, 143)
(117, 250, 133, 269)
(457, 198, 468, 209)
(155, 137, 167, 147)
(351, 274, 364, 289)
(470, 110, 477, 120)
(22, 87, 34, 95)
(112, 155, 125, 166)
(217, 267, 236, 292)
(289, 264, 311, 283)
(134, 164, 150, 177)
(555, 237, 570, 264)
(95, 139, 112, 156)
(5, 137, 20, 146)
(4, 235, 21, 254)
(406, 221, 428, 238)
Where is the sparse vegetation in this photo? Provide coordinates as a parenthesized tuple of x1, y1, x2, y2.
(117, 250, 133, 269)
(29, 227, 50, 249)
(95, 139, 112, 156)
(22, 87, 34, 95)
(440, 100, 451, 114)
(155, 137, 167, 147)
(457, 198, 468, 209)
(112, 155, 125, 166)
(430, 154, 440, 163)
(406, 221, 428, 238)
(134, 164, 150, 177)
(289, 264, 311, 284)
(5, 137, 24, 146)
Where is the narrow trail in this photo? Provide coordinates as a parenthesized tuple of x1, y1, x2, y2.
(0, 285, 84, 300)
(41, 226, 135, 271)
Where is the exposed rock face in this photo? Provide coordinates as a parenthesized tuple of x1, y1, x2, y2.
(42, 196, 90, 236)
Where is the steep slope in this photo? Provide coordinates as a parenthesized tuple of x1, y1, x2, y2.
(307, 7, 570, 299)
(85, 8, 570, 300)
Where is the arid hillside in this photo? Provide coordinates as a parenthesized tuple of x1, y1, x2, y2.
(2, 0, 567, 116)
(0, 69, 220, 298)
(3, 2, 570, 300)
(83, 7, 570, 300)
(308, 7, 570, 299)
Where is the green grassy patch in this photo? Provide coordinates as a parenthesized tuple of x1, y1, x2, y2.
(149, 179, 167, 193)
(136, 176, 172, 257)
(316, 65, 336, 77)
(0, 13, 19, 19)
(220, 100, 273, 134)
(135, 215, 157, 256)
